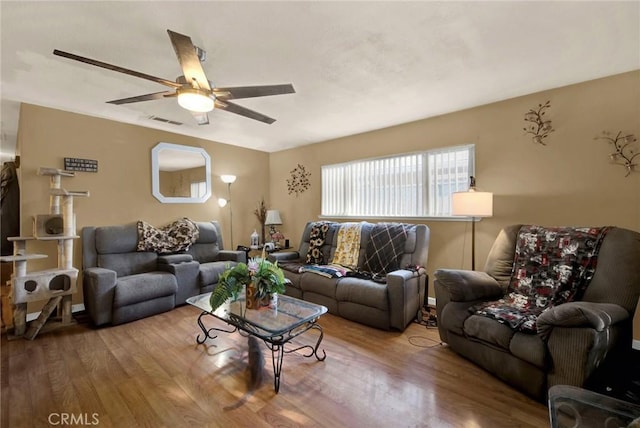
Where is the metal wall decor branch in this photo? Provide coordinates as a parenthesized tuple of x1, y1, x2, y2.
(523, 100, 554, 145)
(596, 131, 639, 177)
(287, 163, 311, 197)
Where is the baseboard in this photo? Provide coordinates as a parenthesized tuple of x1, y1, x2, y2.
(26, 303, 85, 322)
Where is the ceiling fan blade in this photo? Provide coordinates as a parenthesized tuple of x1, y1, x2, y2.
(213, 84, 295, 100)
(190, 111, 210, 126)
(106, 91, 174, 105)
(53, 49, 181, 89)
(166, 30, 211, 91)
(215, 100, 276, 124)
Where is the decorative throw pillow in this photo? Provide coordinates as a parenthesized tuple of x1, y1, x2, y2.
(137, 217, 199, 254)
(305, 222, 331, 264)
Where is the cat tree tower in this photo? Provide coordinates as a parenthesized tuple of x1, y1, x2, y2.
(0, 167, 88, 339)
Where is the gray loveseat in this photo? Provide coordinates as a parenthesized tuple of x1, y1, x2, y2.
(82, 220, 244, 326)
(269, 221, 430, 331)
(434, 225, 640, 401)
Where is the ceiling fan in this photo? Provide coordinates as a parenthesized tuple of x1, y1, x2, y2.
(53, 29, 295, 125)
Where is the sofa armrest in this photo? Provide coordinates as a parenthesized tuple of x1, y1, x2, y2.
(542, 302, 631, 390)
(82, 267, 117, 326)
(434, 269, 504, 302)
(157, 253, 194, 265)
(268, 251, 301, 263)
(157, 258, 200, 305)
(538, 302, 629, 335)
(386, 268, 426, 330)
(217, 250, 247, 263)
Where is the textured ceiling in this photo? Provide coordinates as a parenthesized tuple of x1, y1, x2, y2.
(1, 1, 639, 159)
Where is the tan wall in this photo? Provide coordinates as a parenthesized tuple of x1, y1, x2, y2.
(13, 72, 640, 338)
(16, 104, 270, 309)
(269, 71, 640, 338)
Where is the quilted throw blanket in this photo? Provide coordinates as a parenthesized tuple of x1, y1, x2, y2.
(330, 222, 363, 268)
(363, 223, 414, 281)
(472, 225, 610, 334)
(136, 218, 199, 254)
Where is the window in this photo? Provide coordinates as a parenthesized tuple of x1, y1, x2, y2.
(321, 144, 474, 218)
(190, 181, 207, 198)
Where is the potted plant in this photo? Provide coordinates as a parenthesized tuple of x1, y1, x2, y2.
(209, 255, 287, 311)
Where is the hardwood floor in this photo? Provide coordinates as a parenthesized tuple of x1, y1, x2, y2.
(1, 305, 549, 427)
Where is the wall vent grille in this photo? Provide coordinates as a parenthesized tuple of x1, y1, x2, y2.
(148, 116, 183, 126)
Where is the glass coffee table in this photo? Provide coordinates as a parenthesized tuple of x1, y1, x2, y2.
(548, 385, 640, 427)
(186, 292, 328, 393)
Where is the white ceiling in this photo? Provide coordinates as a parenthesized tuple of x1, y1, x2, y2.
(1, 1, 639, 160)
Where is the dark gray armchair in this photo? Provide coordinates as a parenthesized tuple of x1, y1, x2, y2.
(435, 225, 640, 401)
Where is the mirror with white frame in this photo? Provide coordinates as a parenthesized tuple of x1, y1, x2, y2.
(151, 142, 211, 203)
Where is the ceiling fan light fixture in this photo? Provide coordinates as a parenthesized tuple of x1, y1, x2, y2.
(177, 88, 214, 112)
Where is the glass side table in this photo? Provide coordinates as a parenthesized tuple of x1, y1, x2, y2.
(548, 385, 640, 428)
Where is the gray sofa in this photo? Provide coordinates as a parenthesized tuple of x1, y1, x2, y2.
(269, 221, 430, 330)
(434, 225, 640, 401)
(82, 220, 244, 326)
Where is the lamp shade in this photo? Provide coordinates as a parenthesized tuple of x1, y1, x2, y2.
(265, 210, 283, 225)
(451, 190, 493, 217)
(220, 175, 236, 184)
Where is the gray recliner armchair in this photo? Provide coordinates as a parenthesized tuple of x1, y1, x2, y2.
(434, 225, 640, 401)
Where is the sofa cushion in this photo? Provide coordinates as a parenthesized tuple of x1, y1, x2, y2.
(336, 277, 388, 311)
(187, 222, 221, 263)
(98, 252, 157, 277)
(509, 332, 546, 368)
(463, 314, 515, 350)
(199, 261, 232, 287)
(113, 271, 177, 307)
(299, 272, 339, 299)
(95, 223, 138, 254)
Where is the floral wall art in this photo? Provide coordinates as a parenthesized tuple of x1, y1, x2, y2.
(287, 163, 311, 197)
(596, 131, 638, 177)
(523, 100, 554, 145)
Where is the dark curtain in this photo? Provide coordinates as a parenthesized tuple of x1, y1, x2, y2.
(1, 161, 20, 256)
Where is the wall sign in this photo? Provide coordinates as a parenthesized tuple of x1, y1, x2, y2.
(64, 157, 98, 172)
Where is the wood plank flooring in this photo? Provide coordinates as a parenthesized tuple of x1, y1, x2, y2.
(1, 305, 549, 427)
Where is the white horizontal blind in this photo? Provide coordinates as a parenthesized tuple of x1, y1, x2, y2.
(426, 145, 474, 216)
(321, 145, 474, 218)
(190, 181, 207, 198)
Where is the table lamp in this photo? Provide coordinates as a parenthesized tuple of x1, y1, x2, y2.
(265, 210, 283, 242)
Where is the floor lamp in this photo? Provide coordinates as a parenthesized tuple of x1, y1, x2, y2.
(451, 176, 493, 270)
(218, 174, 236, 249)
